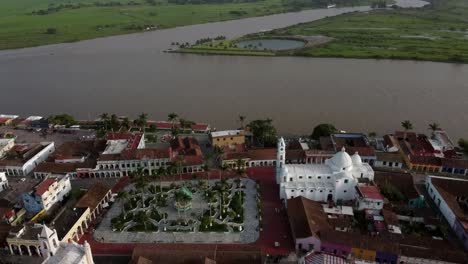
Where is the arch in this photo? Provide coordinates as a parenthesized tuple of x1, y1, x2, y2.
(327, 194, 333, 202)
(29, 245, 39, 256)
(20, 245, 29, 255)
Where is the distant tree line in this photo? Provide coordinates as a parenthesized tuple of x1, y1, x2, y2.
(168, 0, 260, 5)
(31, 1, 142, 15)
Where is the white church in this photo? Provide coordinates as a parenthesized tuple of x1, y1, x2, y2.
(276, 138, 374, 203)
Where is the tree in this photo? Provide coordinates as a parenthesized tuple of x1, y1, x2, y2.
(168, 112, 179, 128)
(121, 117, 130, 132)
(311, 124, 337, 140)
(428, 122, 440, 138)
(238, 115, 246, 129)
(45, 28, 57, 34)
(458, 138, 468, 155)
(235, 159, 245, 178)
(135, 113, 148, 132)
(110, 114, 119, 132)
(99, 113, 110, 131)
(176, 154, 185, 182)
(220, 163, 229, 181)
(48, 113, 76, 127)
(156, 166, 166, 194)
(247, 119, 277, 147)
(179, 118, 195, 133)
(401, 120, 413, 140)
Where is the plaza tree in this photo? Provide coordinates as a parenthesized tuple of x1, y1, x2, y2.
(311, 123, 337, 140)
(247, 118, 277, 147)
(219, 163, 229, 181)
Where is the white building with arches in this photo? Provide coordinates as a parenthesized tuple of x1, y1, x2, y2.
(276, 138, 374, 203)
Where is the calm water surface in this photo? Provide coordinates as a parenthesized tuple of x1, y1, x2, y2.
(1, 0, 467, 139)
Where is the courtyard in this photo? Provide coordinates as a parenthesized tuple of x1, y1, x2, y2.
(95, 178, 260, 244)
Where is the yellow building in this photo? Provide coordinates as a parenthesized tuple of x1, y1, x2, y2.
(351, 247, 376, 261)
(211, 130, 245, 148)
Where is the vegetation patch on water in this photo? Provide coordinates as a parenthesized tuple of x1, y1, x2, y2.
(266, 0, 468, 63)
(173, 35, 329, 56)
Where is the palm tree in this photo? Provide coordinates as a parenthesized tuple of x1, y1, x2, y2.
(166, 162, 177, 182)
(121, 117, 130, 132)
(202, 164, 210, 183)
(401, 120, 413, 140)
(239, 115, 246, 129)
(168, 112, 179, 129)
(137, 113, 148, 132)
(235, 158, 245, 178)
(156, 166, 166, 194)
(428, 122, 440, 138)
(176, 154, 185, 182)
(99, 113, 110, 131)
(110, 114, 119, 132)
(220, 163, 229, 181)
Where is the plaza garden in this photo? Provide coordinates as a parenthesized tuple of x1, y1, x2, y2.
(95, 177, 261, 243)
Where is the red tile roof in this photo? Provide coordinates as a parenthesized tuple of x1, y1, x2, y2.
(107, 133, 143, 150)
(121, 148, 171, 160)
(358, 185, 384, 200)
(171, 137, 203, 157)
(35, 178, 57, 195)
(247, 148, 276, 161)
(76, 183, 111, 210)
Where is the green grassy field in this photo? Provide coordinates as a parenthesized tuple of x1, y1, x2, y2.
(269, 0, 468, 63)
(0, 0, 374, 50)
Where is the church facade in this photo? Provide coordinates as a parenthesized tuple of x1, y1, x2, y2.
(276, 138, 374, 203)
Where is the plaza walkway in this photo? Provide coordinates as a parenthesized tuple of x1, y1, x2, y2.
(79, 167, 294, 257)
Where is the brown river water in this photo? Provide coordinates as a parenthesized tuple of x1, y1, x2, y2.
(1, 0, 467, 139)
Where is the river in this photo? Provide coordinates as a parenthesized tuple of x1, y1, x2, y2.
(1, 0, 467, 139)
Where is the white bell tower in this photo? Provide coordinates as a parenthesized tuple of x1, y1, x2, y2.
(38, 225, 59, 258)
(276, 137, 286, 184)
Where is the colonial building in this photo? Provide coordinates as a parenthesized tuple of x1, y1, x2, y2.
(277, 138, 374, 203)
(42, 240, 94, 264)
(21, 176, 72, 214)
(374, 152, 404, 169)
(426, 176, 468, 251)
(0, 172, 8, 192)
(356, 185, 384, 211)
(0, 138, 15, 159)
(0, 142, 55, 176)
(7, 224, 59, 257)
(211, 130, 245, 148)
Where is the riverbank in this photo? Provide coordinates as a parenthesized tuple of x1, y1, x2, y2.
(0, 0, 374, 50)
(177, 0, 468, 64)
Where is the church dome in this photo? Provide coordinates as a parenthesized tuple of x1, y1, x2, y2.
(351, 152, 362, 165)
(329, 147, 353, 170)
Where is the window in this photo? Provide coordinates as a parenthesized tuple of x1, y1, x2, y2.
(301, 190, 304, 192)
(344, 190, 347, 193)
(389, 162, 393, 167)
(310, 190, 313, 192)
(320, 190, 323, 193)
(329, 190, 332, 193)
(43, 242, 48, 249)
(52, 239, 57, 248)
(308, 176, 312, 179)
(230, 137, 233, 140)
(299, 176, 303, 179)
(344, 179, 348, 183)
(216, 139, 220, 141)
(383, 161, 387, 165)
(289, 177, 293, 182)
(318, 176, 321, 179)
(291, 190, 295, 192)
(327, 176, 330, 179)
